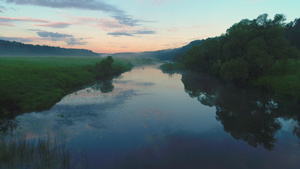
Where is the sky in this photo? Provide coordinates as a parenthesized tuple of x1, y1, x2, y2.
(0, 0, 299, 53)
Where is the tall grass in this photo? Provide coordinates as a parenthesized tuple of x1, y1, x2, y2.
(0, 134, 77, 169)
(0, 57, 101, 119)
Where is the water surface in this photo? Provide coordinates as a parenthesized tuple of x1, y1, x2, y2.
(7, 65, 300, 168)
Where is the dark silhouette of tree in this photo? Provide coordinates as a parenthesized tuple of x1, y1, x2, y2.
(286, 18, 300, 50)
(215, 86, 280, 150)
(0, 39, 99, 57)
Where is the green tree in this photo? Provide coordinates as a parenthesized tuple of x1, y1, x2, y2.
(219, 13, 296, 81)
(220, 58, 249, 82)
(95, 56, 114, 79)
(184, 38, 220, 74)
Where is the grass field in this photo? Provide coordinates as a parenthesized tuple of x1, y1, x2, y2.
(0, 56, 154, 120)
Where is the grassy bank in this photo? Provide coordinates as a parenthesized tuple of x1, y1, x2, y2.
(251, 60, 300, 102)
(0, 56, 145, 120)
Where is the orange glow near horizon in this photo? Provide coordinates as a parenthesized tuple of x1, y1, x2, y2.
(1, 0, 299, 54)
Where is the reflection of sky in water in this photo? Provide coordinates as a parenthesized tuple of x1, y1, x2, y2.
(12, 66, 300, 169)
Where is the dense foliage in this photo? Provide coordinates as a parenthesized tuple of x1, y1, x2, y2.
(285, 18, 300, 50)
(160, 13, 300, 101)
(0, 40, 99, 57)
(182, 14, 300, 83)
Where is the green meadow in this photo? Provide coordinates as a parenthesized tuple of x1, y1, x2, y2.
(0, 56, 154, 121)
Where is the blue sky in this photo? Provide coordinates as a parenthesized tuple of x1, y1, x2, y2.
(0, 0, 299, 53)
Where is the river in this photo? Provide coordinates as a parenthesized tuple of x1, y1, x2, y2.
(4, 65, 300, 169)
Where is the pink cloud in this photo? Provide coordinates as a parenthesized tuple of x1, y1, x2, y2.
(62, 15, 130, 31)
(96, 19, 126, 30)
(61, 15, 97, 23)
(0, 22, 15, 27)
(0, 16, 49, 23)
(0, 36, 38, 42)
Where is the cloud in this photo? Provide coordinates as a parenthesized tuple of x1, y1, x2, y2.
(108, 32, 134, 37)
(0, 6, 6, 13)
(36, 31, 86, 46)
(108, 30, 156, 37)
(134, 30, 156, 34)
(36, 22, 72, 28)
(66, 37, 87, 46)
(0, 23, 15, 27)
(0, 16, 49, 26)
(37, 31, 72, 38)
(62, 15, 134, 31)
(5, 0, 143, 26)
(27, 29, 43, 32)
(0, 31, 87, 46)
(0, 16, 49, 23)
(0, 36, 36, 42)
(113, 14, 140, 26)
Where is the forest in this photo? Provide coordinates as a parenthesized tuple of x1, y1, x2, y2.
(161, 14, 300, 102)
(0, 40, 99, 57)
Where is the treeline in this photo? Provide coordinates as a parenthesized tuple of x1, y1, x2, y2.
(163, 14, 300, 82)
(112, 39, 206, 60)
(0, 39, 100, 57)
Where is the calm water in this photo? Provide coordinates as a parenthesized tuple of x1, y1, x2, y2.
(6, 65, 300, 168)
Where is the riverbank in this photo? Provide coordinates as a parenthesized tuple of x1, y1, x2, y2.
(161, 60, 300, 103)
(0, 57, 154, 122)
(251, 60, 300, 102)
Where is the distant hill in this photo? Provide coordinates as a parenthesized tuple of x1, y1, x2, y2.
(0, 38, 213, 59)
(112, 38, 210, 60)
(0, 39, 100, 57)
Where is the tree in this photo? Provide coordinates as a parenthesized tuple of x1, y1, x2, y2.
(95, 56, 115, 79)
(286, 18, 300, 50)
(219, 13, 296, 81)
(184, 38, 220, 74)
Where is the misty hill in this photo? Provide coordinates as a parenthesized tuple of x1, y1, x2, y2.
(111, 38, 210, 60)
(0, 39, 100, 57)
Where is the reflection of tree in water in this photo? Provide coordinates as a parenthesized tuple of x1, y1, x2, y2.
(91, 79, 114, 93)
(215, 86, 280, 150)
(0, 119, 18, 135)
(182, 72, 220, 107)
(182, 72, 300, 150)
